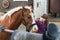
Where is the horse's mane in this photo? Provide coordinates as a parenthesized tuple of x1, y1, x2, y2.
(0, 7, 22, 20)
(0, 6, 31, 20)
(6, 6, 31, 17)
(6, 7, 22, 17)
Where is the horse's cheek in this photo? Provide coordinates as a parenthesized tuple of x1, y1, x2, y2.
(30, 16, 33, 24)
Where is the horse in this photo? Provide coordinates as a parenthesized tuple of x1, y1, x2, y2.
(0, 6, 32, 40)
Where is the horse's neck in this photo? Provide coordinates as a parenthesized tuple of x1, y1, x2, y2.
(8, 10, 22, 30)
(6, 7, 22, 17)
(0, 14, 7, 20)
(0, 6, 31, 21)
(0, 7, 22, 21)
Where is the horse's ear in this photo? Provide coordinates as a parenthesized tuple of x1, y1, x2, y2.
(21, 6, 25, 16)
(22, 6, 25, 9)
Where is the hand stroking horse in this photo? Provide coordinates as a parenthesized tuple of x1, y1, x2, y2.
(0, 6, 32, 40)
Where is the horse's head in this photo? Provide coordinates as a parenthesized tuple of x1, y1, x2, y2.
(0, 6, 33, 30)
(20, 6, 33, 26)
(7, 6, 32, 30)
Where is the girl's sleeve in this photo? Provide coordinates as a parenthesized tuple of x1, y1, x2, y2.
(35, 19, 39, 25)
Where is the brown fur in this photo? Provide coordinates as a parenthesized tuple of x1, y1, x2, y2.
(0, 7, 32, 40)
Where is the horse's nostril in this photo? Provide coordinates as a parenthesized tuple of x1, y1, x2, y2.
(28, 16, 31, 19)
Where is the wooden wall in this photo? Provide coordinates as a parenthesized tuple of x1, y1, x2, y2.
(0, 0, 33, 12)
(50, 0, 60, 13)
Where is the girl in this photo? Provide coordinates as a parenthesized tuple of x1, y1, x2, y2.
(30, 14, 48, 34)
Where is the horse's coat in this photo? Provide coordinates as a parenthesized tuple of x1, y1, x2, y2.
(0, 6, 32, 40)
(0, 7, 22, 20)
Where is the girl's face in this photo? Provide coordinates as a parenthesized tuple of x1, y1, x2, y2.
(40, 17, 46, 22)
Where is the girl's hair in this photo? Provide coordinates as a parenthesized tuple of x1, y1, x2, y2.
(41, 14, 48, 30)
(41, 14, 48, 19)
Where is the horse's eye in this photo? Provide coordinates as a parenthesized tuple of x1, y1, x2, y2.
(28, 15, 31, 19)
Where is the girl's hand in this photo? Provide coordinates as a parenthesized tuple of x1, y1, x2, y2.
(30, 25, 38, 33)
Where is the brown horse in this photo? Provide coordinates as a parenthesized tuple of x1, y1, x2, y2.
(0, 6, 32, 40)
